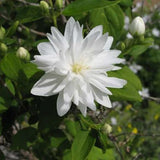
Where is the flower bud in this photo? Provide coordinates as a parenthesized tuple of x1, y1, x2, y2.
(55, 0, 63, 9)
(40, 1, 49, 15)
(0, 43, 8, 53)
(16, 47, 30, 61)
(101, 123, 112, 134)
(0, 26, 6, 40)
(117, 42, 125, 51)
(129, 16, 145, 36)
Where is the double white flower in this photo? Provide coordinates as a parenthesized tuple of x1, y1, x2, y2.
(31, 17, 127, 116)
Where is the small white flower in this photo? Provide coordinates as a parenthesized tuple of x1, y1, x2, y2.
(139, 88, 149, 98)
(129, 63, 142, 74)
(31, 17, 127, 116)
(111, 117, 117, 125)
(152, 28, 160, 37)
(129, 16, 145, 36)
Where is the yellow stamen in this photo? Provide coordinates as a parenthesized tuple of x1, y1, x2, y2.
(72, 63, 88, 74)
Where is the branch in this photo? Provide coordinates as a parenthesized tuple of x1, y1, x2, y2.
(142, 95, 160, 103)
(0, 13, 46, 37)
(15, 0, 40, 7)
(20, 24, 46, 37)
(112, 141, 124, 160)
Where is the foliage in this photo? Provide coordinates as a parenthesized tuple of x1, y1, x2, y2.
(0, 0, 159, 159)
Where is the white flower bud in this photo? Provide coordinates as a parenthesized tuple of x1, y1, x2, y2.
(129, 16, 145, 36)
(16, 47, 30, 61)
(102, 123, 112, 134)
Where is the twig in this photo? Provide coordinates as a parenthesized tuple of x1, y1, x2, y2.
(20, 24, 46, 37)
(65, 0, 70, 5)
(142, 95, 160, 103)
(0, 13, 46, 37)
(132, 153, 142, 160)
(112, 141, 124, 160)
(115, 132, 160, 138)
(15, 0, 40, 7)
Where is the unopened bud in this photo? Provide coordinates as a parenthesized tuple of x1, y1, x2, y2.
(55, 0, 63, 8)
(117, 42, 125, 51)
(129, 16, 145, 36)
(0, 26, 6, 40)
(101, 123, 112, 134)
(0, 43, 8, 53)
(40, 1, 49, 15)
(16, 47, 30, 61)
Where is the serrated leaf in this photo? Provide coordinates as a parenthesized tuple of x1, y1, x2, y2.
(63, 0, 120, 16)
(71, 130, 95, 160)
(108, 66, 142, 101)
(89, 5, 124, 40)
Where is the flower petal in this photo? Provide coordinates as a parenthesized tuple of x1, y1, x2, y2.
(57, 92, 71, 116)
(31, 73, 62, 96)
(103, 36, 113, 50)
(37, 42, 57, 55)
(92, 86, 112, 108)
(77, 103, 87, 117)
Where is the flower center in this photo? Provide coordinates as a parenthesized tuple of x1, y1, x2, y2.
(72, 63, 88, 74)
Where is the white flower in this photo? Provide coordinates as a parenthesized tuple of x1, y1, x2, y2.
(139, 88, 149, 98)
(129, 16, 145, 36)
(152, 28, 160, 37)
(31, 17, 127, 116)
(129, 63, 142, 74)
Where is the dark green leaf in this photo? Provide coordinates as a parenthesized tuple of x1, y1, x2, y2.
(63, 0, 120, 16)
(5, 79, 15, 95)
(16, 6, 43, 24)
(6, 21, 19, 37)
(89, 5, 124, 40)
(12, 127, 37, 150)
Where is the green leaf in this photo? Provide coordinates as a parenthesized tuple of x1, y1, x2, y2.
(0, 53, 23, 81)
(89, 4, 124, 40)
(123, 45, 149, 57)
(123, 38, 153, 57)
(6, 21, 19, 37)
(16, 6, 43, 24)
(5, 78, 15, 95)
(108, 66, 142, 101)
(63, 150, 72, 160)
(64, 119, 77, 137)
(87, 146, 115, 160)
(0, 103, 7, 114)
(71, 130, 96, 160)
(63, 0, 120, 16)
(12, 127, 37, 150)
(119, 0, 132, 7)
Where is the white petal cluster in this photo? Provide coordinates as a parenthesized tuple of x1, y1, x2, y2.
(31, 17, 127, 116)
